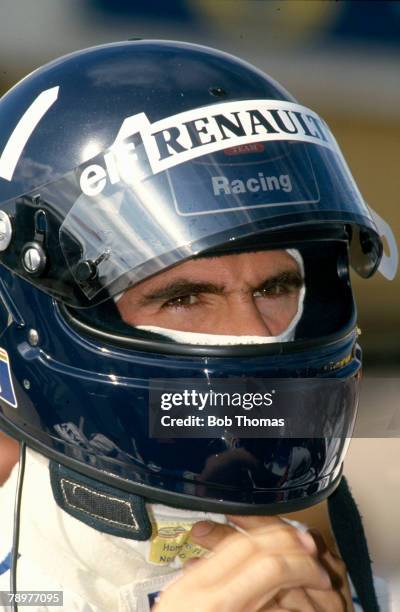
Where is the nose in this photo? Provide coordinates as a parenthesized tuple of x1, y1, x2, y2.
(215, 296, 273, 336)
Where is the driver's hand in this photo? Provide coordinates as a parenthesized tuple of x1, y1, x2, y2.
(154, 515, 352, 612)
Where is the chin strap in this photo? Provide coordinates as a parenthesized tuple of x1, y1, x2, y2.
(49, 460, 152, 541)
(328, 477, 379, 612)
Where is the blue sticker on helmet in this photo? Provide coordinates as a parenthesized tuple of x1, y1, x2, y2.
(0, 347, 17, 408)
(167, 141, 320, 216)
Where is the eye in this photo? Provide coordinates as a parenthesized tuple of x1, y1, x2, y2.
(253, 284, 294, 298)
(162, 294, 199, 309)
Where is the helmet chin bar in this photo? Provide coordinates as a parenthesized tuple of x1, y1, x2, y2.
(0, 414, 344, 516)
(45, 239, 359, 514)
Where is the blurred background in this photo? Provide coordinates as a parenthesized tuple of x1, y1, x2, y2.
(0, 0, 399, 607)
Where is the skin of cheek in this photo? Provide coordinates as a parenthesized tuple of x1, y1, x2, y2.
(254, 292, 300, 331)
(118, 295, 225, 332)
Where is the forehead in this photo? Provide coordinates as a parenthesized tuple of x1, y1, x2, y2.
(133, 249, 299, 292)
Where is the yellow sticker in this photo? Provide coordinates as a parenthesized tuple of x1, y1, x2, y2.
(149, 522, 208, 565)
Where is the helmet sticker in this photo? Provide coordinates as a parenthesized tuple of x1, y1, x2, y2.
(79, 99, 340, 197)
(168, 142, 320, 216)
(149, 522, 206, 565)
(0, 86, 59, 182)
(0, 347, 17, 408)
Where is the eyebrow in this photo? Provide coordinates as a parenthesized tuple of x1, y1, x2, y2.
(256, 270, 303, 292)
(139, 280, 226, 304)
(139, 269, 303, 305)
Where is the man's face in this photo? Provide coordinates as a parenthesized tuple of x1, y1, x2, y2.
(117, 250, 303, 336)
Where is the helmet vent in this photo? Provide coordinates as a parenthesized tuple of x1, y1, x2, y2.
(49, 460, 152, 540)
(209, 86, 227, 98)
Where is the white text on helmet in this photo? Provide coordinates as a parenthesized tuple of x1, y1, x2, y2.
(79, 99, 339, 197)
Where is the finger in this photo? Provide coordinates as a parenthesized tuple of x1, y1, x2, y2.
(249, 588, 313, 612)
(307, 529, 353, 609)
(282, 528, 349, 611)
(183, 558, 201, 570)
(227, 515, 318, 554)
(191, 520, 317, 556)
(202, 551, 332, 611)
(260, 599, 290, 612)
(159, 552, 332, 612)
(304, 588, 345, 611)
(184, 528, 258, 586)
(227, 514, 284, 530)
(274, 588, 317, 612)
(190, 520, 237, 549)
(179, 522, 330, 591)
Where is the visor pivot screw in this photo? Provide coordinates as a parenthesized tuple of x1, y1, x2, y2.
(75, 249, 111, 283)
(75, 260, 97, 283)
(23, 379, 31, 390)
(28, 329, 39, 347)
(0, 212, 13, 251)
(21, 243, 47, 276)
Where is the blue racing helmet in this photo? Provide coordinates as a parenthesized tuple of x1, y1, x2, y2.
(0, 40, 397, 514)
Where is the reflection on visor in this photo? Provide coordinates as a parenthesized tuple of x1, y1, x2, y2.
(167, 142, 320, 216)
(62, 140, 324, 300)
(0, 101, 386, 307)
(59, 137, 379, 302)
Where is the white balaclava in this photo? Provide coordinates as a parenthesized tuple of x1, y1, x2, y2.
(135, 249, 305, 345)
(0, 250, 306, 612)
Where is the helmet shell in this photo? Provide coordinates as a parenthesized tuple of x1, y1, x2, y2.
(0, 41, 370, 513)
